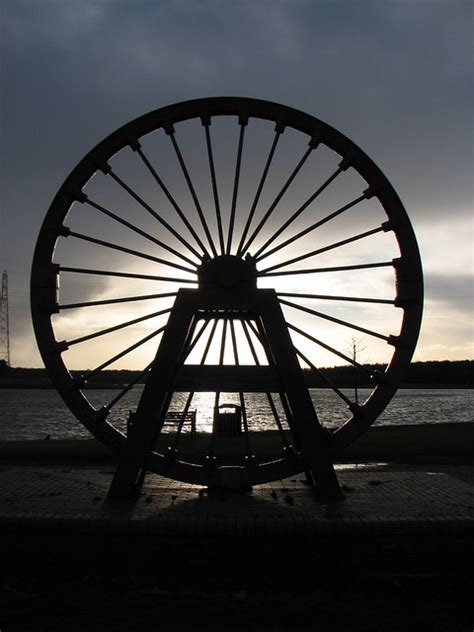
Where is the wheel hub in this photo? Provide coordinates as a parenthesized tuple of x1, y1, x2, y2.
(197, 254, 257, 289)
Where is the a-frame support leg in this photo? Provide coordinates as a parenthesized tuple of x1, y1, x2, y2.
(107, 293, 196, 499)
(257, 294, 342, 500)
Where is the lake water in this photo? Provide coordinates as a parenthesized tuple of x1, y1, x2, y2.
(0, 388, 472, 441)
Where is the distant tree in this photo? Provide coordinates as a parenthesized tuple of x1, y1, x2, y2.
(346, 336, 366, 404)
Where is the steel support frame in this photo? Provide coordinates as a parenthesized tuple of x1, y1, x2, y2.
(108, 287, 341, 499)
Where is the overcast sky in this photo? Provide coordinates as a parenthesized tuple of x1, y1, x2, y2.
(1, 0, 473, 368)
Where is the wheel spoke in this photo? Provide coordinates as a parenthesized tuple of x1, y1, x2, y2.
(200, 319, 219, 364)
(64, 229, 197, 274)
(60, 266, 197, 284)
(279, 297, 392, 342)
(258, 261, 394, 277)
(219, 317, 228, 365)
(134, 144, 214, 258)
(241, 319, 260, 364)
(229, 319, 239, 364)
(208, 317, 228, 458)
(292, 344, 353, 407)
(236, 128, 282, 257)
(182, 317, 212, 362)
(229, 320, 252, 456)
(238, 391, 252, 456)
(244, 319, 292, 449)
(256, 193, 368, 263)
(82, 196, 199, 267)
(240, 140, 317, 254)
(104, 362, 153, 412)
(286, 321, 377, 374)
(200, 318, 220, 364)
(102, 163, 204, 259)
(226, 121, 247, 254)
(277, 292, 394, 305)
(65, 306, 172, 348)
(79, 325, 167, 385)
(59, 291, 177, 311)
(266, 392, 291, 449)
(254, 165, 344, 259)
(203, 121, 225, 254)
(209, 391, 220, 457)
(261, 226, 386, 274)
(167, 130, 217, 257)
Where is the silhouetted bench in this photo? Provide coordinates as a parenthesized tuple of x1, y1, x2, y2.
(127, 410, 197, 435)
(163, 411, 197, 434)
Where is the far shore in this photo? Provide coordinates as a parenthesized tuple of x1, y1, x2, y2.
(2, 359, 472, 390)
(1, 422, 473, 465)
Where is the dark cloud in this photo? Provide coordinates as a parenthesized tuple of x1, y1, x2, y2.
(3, 1, 471, 221)
(425, 272, 474, 314)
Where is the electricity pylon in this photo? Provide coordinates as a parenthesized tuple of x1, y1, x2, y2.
(0, 271, 10, 366)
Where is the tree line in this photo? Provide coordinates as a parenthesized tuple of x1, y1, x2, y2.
(0, 359, 472, 389)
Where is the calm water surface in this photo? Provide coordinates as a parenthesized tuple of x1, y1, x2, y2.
(0, 388, 472, 441)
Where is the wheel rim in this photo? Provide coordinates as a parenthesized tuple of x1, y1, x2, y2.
(31, 97, 423, 485)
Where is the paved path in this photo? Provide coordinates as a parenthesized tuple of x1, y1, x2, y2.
(1, 463, 473, 535)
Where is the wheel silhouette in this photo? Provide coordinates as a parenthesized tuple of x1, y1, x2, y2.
(31, 97, 423, 487)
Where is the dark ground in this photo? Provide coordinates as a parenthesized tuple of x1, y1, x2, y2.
(2, 530, 473, 631)
(2, 575, 473, 631)
(2, 569, 473, 631)
(1, 461, 473, 631)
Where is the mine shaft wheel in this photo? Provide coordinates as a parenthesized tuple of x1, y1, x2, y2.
(31, 97, 423, 487)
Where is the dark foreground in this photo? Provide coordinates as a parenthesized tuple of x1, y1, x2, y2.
(2, 560, 473, 631)
(1, 461, 474, 631)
